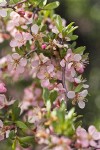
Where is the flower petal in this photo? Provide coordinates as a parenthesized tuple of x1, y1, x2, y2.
(67, 91, 75, 99)
(0, 1, 7, 7)
(19, 58, 27, 66)
(78, 100, 85, 109)
(0, 120, 3, 128)
(31, 24, 39, 35)
(74, 54, 82, 62)
(0, 9, 7, 17)
(12, 53, 20, 60)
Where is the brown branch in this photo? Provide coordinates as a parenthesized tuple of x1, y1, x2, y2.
(57, 48, 68, 106)
(25, 49, 37, 57)
(2, 0, 27, 10)
(62, 65, 68, 106)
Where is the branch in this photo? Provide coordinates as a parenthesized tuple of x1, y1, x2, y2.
(2, 0, 27, 10)
(62, 65, 68, 106)
(25, 49, 37, 57)
(57, 48, 68, 106)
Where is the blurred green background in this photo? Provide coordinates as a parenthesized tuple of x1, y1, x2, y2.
(55, 0, 100, 129)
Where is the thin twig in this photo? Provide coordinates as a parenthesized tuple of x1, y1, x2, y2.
(62, 65, 68, 106)
(25, 49, 37, 57)
(57, 48, 68, 106)
(2, 0, 27, 10)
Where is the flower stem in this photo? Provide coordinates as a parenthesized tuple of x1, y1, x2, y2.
(62, 65, 68, 106)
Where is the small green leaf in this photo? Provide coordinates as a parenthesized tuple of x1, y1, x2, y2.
(65, 22, 75, 30)
(12, 139, 16, 150)
(60, 48, 67, 58)
(46, 100, 51, 111)
(67, 108, 75, 119)
(50, 90, 58, 104)
(42, 88, 50, 103)
(75, 120, 82, 128)
(44, 1, 60, 10)
(9, 131, 16, 140)
(12, 101, 21, 121)
(68, 26, 78, 34)
(42, 88, 51, 111)
(19, 136, 34, 143)
(69, 35, 78, 40)
(16, 121, 28, 130)
(39, 0, 47, 7)
(55, 15, 63, 32)
(73, 46, 86, 54)
(75, 84, 83, 92)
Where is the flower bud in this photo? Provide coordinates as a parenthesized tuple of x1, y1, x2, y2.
(18, 11, 25, 17)
(41, 44, 47, 50)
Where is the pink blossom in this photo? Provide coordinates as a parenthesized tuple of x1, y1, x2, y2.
(67, 91, 76, 99)
(0, 94, 15, 109)
(76, 126, 100, 148)
(0, 82, 7, 93)
(76, 126, 89, 148)
(0, 119, 10, 141)
(78, 90, 88, 109)
(0, 120, 4, 141)
(60, 49, 86, 81)
(24, 11, 33, 25)
(37, 64, 55, 88)
(7, 11, 33, 32)
(75, 62, 84, 73)
(7, 11, 26, 31)
(7, 53, 27, 74)
(10, 32, 32, 47)
(31, 24, 39, 35)
(0, 1, 7, 17)
(67, 90, 88, 109)
(51, 135, 72, 150)
(21, 84, 43, 112)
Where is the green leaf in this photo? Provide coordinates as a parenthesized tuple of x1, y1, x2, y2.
(12, 101, 21, 121)
(60, 48, 67, 58)
(42, 88, 51, 111)
(44, 1, 60, 10)
(19, 143, 29, 148)
(75, 84, 83, 92)
(39, 0, 47, 7)
(55, 15, 63, 32)
(65, 22, 75, 30)
(42, 88, 50, 103)
(19, 136, 34, 144)
(69, 35, 78, 40)
(75, 120, 82, 128)
(16, 121, 28, 130)
(73, 46, 86, 54)
(68, 26, 78, 34)
(12, 139, 16, 150)
(50, 90, 58, 104)
(9, 131, 16, 140)
(63, 23, 78, 35)
(67, 108, 75, 119)
(46, 100, 51, 111)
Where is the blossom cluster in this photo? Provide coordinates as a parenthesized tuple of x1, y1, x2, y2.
(0, 0, 99, 150)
